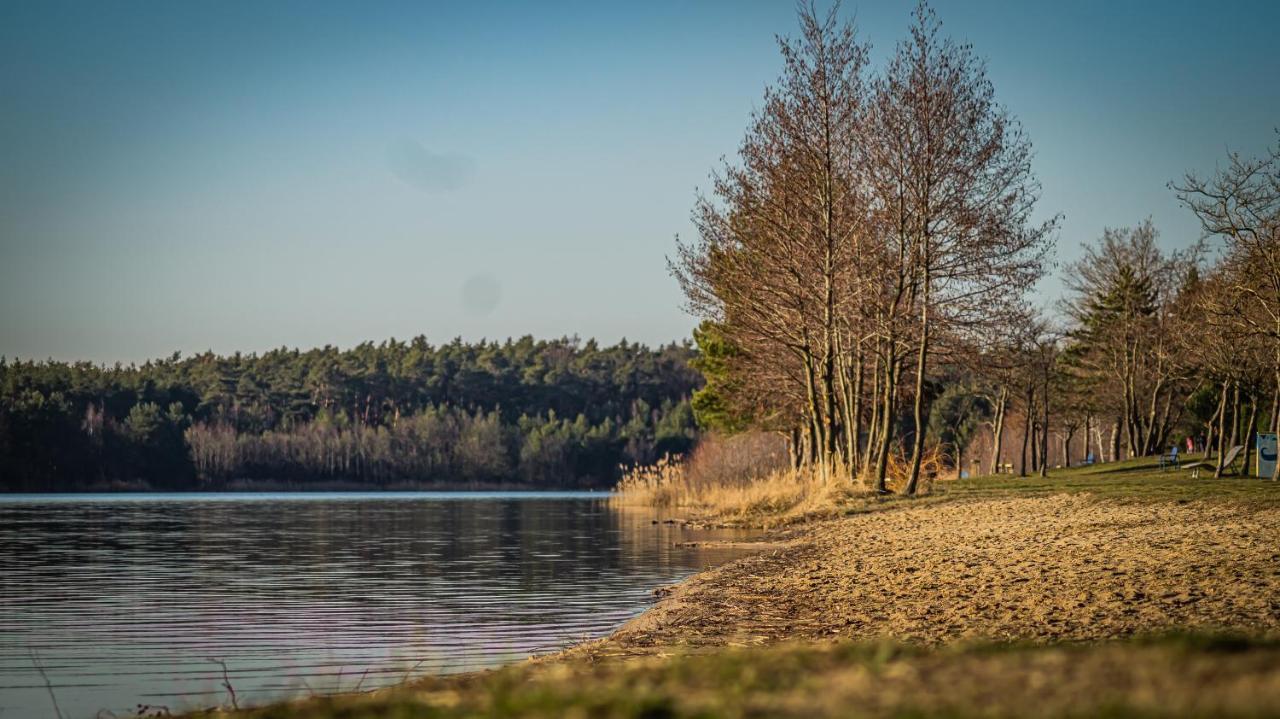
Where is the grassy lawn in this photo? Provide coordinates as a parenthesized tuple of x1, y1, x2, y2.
(940, 454, 1280, 505)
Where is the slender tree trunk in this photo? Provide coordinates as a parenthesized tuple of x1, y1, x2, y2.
(905, 274, 931, 496)
(863, 349, 882, 478)
(1273, 366, 1280, 480)
(821, 343, 837, 478)
(1084, 413, 1092, 464)
(989, 387, 1008, 474)
(802, 352, 823, 469)
(1154, 392, 1174, 452)
(820, 91, 838, 481)
(1204, 393, 1220, 458)
(1020, 389, 1033, 477)
(1243, 398, 1258, 477)
(1121, 376, 1133, 459)
(1228, 383, 1242, 452)
(846, 348, 863, 472)
(1040, 363, 1051, 477)
(1030, 421, 1040, 472)
(1272, 368, 1280, 434)
(873, 347, 897, 493)
(1214, 381, 1230, 478)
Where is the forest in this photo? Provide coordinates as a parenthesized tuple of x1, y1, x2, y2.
(0, 337, 700, 491)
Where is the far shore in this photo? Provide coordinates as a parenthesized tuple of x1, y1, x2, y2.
(3, 479, 614, 494)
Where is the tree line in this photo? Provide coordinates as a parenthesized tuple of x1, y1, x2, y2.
(0, 337, 700, 491)
(677, 2, 1280, 487)
(937, 144, 1280, 483)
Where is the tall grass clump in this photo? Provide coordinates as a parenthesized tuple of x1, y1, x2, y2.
(614, 455, 688, 508)
(614, 433, 854, 522)
(614, 434, 952, 523)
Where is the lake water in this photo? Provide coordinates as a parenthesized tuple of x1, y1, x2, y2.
(0, 492, 751, 719)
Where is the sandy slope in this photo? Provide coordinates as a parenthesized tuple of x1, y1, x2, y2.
(600, 493, 1280, 653)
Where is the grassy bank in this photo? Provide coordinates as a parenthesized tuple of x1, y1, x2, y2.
(616, 451, 1280, 527)
(192, 458, 1280, 718)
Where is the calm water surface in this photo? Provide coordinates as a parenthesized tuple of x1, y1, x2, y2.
(0, 492, 752, 718)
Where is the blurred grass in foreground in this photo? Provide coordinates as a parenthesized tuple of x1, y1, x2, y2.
(215, 633, 1280, 718)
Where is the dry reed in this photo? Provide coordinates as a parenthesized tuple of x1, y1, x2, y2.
(614, 434, 948, 524)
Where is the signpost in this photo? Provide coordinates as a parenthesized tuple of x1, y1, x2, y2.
(1257, 433, 1277, 479)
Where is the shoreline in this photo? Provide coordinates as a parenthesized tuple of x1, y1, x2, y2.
(1, 481, 613, 495)
(191, 466, 1280, 716)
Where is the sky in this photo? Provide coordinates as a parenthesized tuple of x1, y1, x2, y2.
(2, 0, 1278, 364)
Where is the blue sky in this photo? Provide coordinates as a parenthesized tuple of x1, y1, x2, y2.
(2, 0, 1277, 363)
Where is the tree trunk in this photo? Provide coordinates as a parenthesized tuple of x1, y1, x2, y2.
(1272, 369, 1280, 433)
(1142, 379, 1165, 456)
(1040, 363, 1051, 477)
(1154, 392, 1175, 452)
(1205, 396, 1219, 459)
(863, 349, 881, 478)
(906, 259, 932, 496)
(868, 351, 883, 481)
(872, 348, 897, 493)
(802, 353, 823, 470)
(1273, 348, 1280, 479)
(1084, 413, 1092, 464)
(989, 387, 1008, 475)
(1030, 421, 1040, 473)
(821, 344, 837, 479)
(905, 322, 930, 495)
(1228, 383, 1241, 452)
(1020, 390, 1033, 477)
(1214, 381, 1230, 478)
(849, 348, 864, 472)
(1243, 398, 1258, 477)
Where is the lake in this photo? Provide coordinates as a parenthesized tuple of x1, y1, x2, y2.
(0, 492, 752, 718)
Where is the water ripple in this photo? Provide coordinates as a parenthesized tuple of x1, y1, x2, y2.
(0, 493, 751, 718)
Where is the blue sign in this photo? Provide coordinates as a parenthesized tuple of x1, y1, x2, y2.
(1257, 433, 1277, 479)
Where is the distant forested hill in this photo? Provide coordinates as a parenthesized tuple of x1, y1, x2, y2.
(0, 337, 701, 491)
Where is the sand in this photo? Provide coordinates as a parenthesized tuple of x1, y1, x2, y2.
(598, 493, 1280, 653)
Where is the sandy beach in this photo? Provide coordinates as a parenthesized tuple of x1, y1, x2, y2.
(595, 493, 1280, 654)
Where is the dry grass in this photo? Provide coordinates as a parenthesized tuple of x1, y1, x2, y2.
(614, 436, 949, 526)
(613, 458, 858, 525)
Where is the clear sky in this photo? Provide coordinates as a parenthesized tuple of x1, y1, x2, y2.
(2, 0, 1277, 364)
